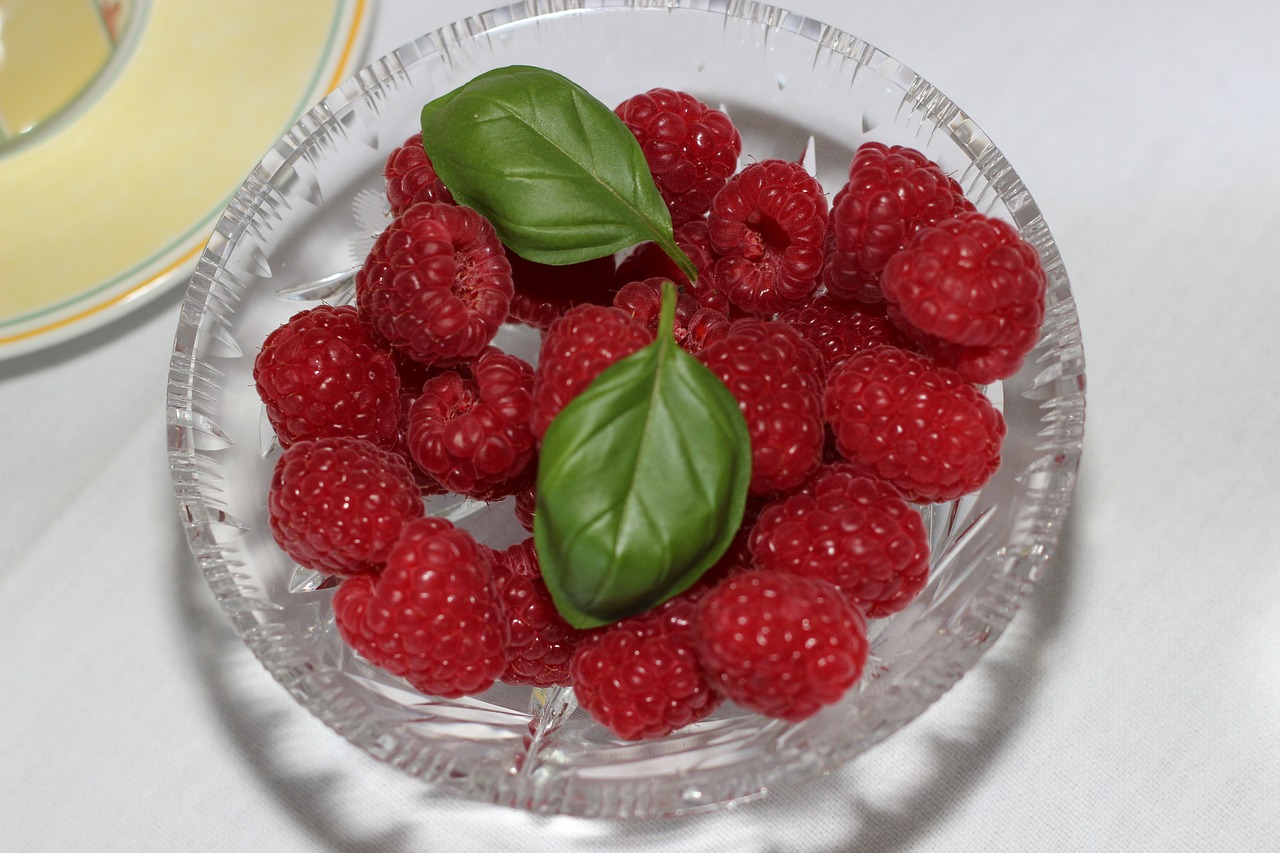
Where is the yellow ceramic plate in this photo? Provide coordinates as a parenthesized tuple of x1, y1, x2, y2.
(0, 0, 370, 358)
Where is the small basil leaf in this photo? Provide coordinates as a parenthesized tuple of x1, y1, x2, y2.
(534, 282, 751, 628)
(420, 65, 697, 282)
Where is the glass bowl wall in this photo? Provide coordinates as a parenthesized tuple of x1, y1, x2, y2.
(167, 0, 1085, 819)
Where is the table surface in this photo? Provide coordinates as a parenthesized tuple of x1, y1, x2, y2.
(3, 1, 1278, 850)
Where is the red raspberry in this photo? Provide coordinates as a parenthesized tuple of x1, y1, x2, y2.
(405, 347, 536, 501)
(513, 480, 536, 532)
(383, 132, 455, 217)
(880, 212, 1046, 384)
(611, 276, 724, 353)
(491, 538, 585, 687)
(531, 303, 652, 439)
(570, 594, 722, 740)
(823, 347, 1006, 503)
(695, 569, 868, 722)
(356, 202, 513, 367)
(614, 88, 742, 226)
(822, 142, 975, 304)
(614, 220, 727, 314)
(267, 436, 424, 576)
(333, 517, 508, 698)
(707, 159, 829, 315)
(776, 293, 918, 373)
(696, 318, 826, 495)
(253, 304, 400, 449)
(750, 464, 930, 617)
(506, 249, 618, 330)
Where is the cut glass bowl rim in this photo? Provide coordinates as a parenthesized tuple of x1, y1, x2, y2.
(167, 0, 1086, 818)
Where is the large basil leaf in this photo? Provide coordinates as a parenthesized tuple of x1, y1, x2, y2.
(420, 65, 697, 282)
(534, 282, 751, 628)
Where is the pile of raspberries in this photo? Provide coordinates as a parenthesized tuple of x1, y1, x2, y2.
(252, 87, 1046, 741)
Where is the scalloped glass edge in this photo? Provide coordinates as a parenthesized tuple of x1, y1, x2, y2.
(166, 0, 1085, 819)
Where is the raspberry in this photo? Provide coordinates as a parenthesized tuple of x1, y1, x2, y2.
(612, 276, 713, 351)
(750, 464, 930, 617)
(405, 347, 537, 501)
(513, 480, 536, 532)
(777, 293, 918, 374)
(356, 202, 513, 367)
(696, 318, 826, 495)
(253, 304, 400, 449)
(506, 249, 618, 330)
(333, 517, 508, 698)
(707, 159, 828, 315)
(614, 88, 742, 226)
(822, 142, 975, 304)
(880, 212, 1046, 384)
(695, 570, 868, 722)
(383, 132, 455, 217)
(267, 436, 424, 576)
(531, 303, 653, 439)
(823, 347, 1006, 503)
(491, 538, 585, 687)
(614, 220, 727, 313)
(570, 594, 722, 740)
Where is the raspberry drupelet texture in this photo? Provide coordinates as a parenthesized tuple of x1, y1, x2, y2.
(570, 594, 722, 740)
(614, 88, 742, 227)
(613, 220, 727, 314)
(506, 249, 618, 330)
(267, 436, 425, 577)
(405, 346, 537, 501)
(880, 211, 1047, 384)
(491, 538, 585, 687)
(253, 304, 400, 449)
(823, 347, 1006, 503)
(611, 276, 725, 353)
(776, 293, 918, 374)
(334, 517, 508, 698)
(696, 318, 826, 496)
(356, 201, 513, 367)
(695, 569, 868, 722)
(750, 464, 930, 617)
(707, 158, 829, 316)
(531, 303, 653, 439)
(383, 132, 455, 217)
(823, 142, 976, 304)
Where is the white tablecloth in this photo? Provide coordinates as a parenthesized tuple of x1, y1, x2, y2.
(4, 1, 1278, 850)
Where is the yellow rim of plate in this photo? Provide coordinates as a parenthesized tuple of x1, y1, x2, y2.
(0, 0, 369, 356)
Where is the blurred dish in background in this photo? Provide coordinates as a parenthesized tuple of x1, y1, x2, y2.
(0, 0, 369, 359)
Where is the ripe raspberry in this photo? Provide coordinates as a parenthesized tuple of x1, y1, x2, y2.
(531, 303, 652, 439)
(333, 517, 508, 698)
(491, 538, 585, 687)
(570, 594, 722, 740)
(253, 304, 400, 449)
(614, 88, 742, 226)
(506, 249, 618, 330)
(696, 318, 826, 495)
(614, 220, 727, 314)
(267, 436, 424, 576)
(880, 212, 1046, 384)
(406, 347, 536, 501)
(513, 480, 536, 532)
(823, 347, 1006, 503)
(822, 142, 975, 304)
(356, 201, 513, 367)
(383, 132, 455, 217)
(612, 276, 719, 352)
(695, 569, 868, 722)
(707, 159, 828, 315)
(750, 464, 930, 617)
(777, 293, 918, 373)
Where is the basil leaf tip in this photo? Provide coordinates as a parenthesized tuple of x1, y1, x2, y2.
(533, 281, 751, 628)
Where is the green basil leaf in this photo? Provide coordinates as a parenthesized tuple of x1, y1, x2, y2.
(533, 282, 751, 628)
(420, 65, 697, 282)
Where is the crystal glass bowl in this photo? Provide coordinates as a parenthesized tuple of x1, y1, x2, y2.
(167, 0, 1085, 818)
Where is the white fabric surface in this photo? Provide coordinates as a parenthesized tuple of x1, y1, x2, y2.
(3, 0, 1279, 849)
